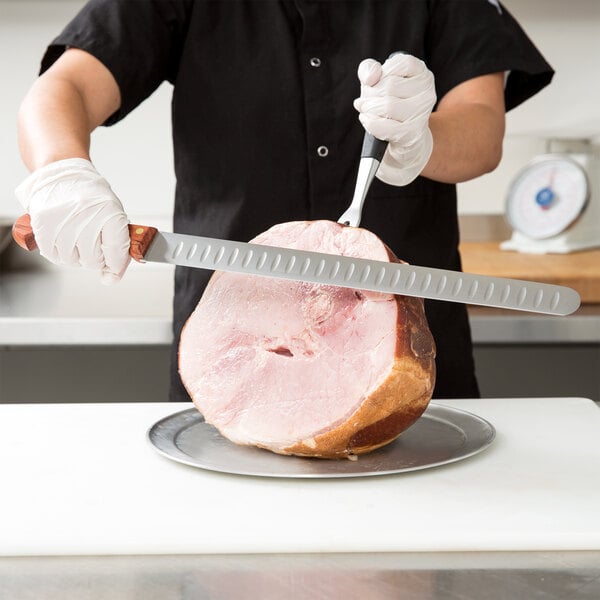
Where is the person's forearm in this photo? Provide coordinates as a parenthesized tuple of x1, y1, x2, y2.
(18, 75, 93, 172)
(420, 102, 505, 184)
(18, 48, 121, 172)
(15, 50, 129, 284)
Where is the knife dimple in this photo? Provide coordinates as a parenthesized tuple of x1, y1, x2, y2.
(200, 244, 212, 262)
(315, 259, 326, 277)
(468, 280, 479, 299)
(186, 243, 198, 260)
(270, 253, 282, 271)
(172, 241, 184, 260)
(213, 246, 226, 265)
(453, 277, 464, 297)
(228, 248, 239, 266)
(300, 257, 311, 275)
(285, 256, 296, 273)
(534, 288, 544, 308)
(329, 260, 340, 279)
(256, 251, 268, 270)
(437, 275, 448, 294)
(360, 265, 371, 283)
(421, 273, 432, 293)
(344, 263, 355, 282)
(242, 250, 254, 268)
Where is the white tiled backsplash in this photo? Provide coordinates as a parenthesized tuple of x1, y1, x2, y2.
(1, 0, 599, 226)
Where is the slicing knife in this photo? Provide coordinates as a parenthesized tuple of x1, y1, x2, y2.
(13, 214, 581, 316)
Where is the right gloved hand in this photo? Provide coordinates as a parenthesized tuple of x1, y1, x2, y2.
(354, 54, 436, 186)
(15, 158, 130, 285)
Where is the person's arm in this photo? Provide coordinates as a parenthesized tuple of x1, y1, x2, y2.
(422, 72, 505, 183)
(354, 54, 505, 187)
(18, 47, 121, 170)
(15, 48, 130, 285)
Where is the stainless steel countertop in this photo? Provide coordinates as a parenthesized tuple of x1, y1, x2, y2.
(468, 304, 600, 343)
(0, 552, 599, 600)
(0, 266, 174, 345)
(1, 267, 599, 345)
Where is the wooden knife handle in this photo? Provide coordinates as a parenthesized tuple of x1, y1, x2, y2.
(128, 224, 158, 261)
(12, 214, 158, 262)
(12, 214, 38, 251)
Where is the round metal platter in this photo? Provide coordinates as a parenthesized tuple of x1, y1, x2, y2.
(147, 404, 495, 478)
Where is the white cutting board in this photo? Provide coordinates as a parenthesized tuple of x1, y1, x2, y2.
(0, 397, 599, 556)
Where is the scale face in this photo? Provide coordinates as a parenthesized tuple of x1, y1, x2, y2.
(505, 154, 590, 240)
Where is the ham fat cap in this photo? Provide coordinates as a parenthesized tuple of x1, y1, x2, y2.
(179, 220, 436, 459)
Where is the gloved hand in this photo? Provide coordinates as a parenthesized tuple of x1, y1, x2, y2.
(353, 54, 437, 186)
(15, 158, 130, 285)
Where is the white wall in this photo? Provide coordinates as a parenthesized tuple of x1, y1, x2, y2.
(1, 0, 599, 224)
(457, 0, 600, 214)
(0, 0, 175, 229)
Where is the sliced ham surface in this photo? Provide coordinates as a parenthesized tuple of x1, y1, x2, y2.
(179, 220, 435, 459)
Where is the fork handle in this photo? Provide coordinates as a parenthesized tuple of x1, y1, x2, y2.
(359, 50, 409, 162)
(361, 134, 388, 162)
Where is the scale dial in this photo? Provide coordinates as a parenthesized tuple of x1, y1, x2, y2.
(505, 154, 590, 240)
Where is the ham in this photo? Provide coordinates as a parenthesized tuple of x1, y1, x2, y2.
(179, 220, 436, 459)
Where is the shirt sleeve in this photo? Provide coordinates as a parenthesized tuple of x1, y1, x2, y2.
(40, 0, 192, 125)
(426, 0, 554, 111)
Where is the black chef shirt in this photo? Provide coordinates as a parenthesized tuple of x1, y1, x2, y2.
(41, 0, 553, 401)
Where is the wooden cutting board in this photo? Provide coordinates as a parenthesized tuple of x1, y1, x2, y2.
(459, 242, 600, 303)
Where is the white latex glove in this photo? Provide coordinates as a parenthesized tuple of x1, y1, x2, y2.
(15, 158, 130, 285)
(353, 54, 437, 186)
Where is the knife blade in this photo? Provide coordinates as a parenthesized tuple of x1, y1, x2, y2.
(12, 216, 581, 316)
(130, 224, 580, 316)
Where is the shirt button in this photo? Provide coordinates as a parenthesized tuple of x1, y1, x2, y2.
(317, 145, 329, 157)
(309, 57, 322, 68)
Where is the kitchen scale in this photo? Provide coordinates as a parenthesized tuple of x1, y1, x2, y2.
(501, 143, 600, 254)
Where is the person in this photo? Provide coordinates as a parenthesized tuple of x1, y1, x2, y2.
(15, 0, 553, 402)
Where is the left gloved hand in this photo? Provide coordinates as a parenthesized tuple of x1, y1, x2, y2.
(353, 54, 436, 186)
